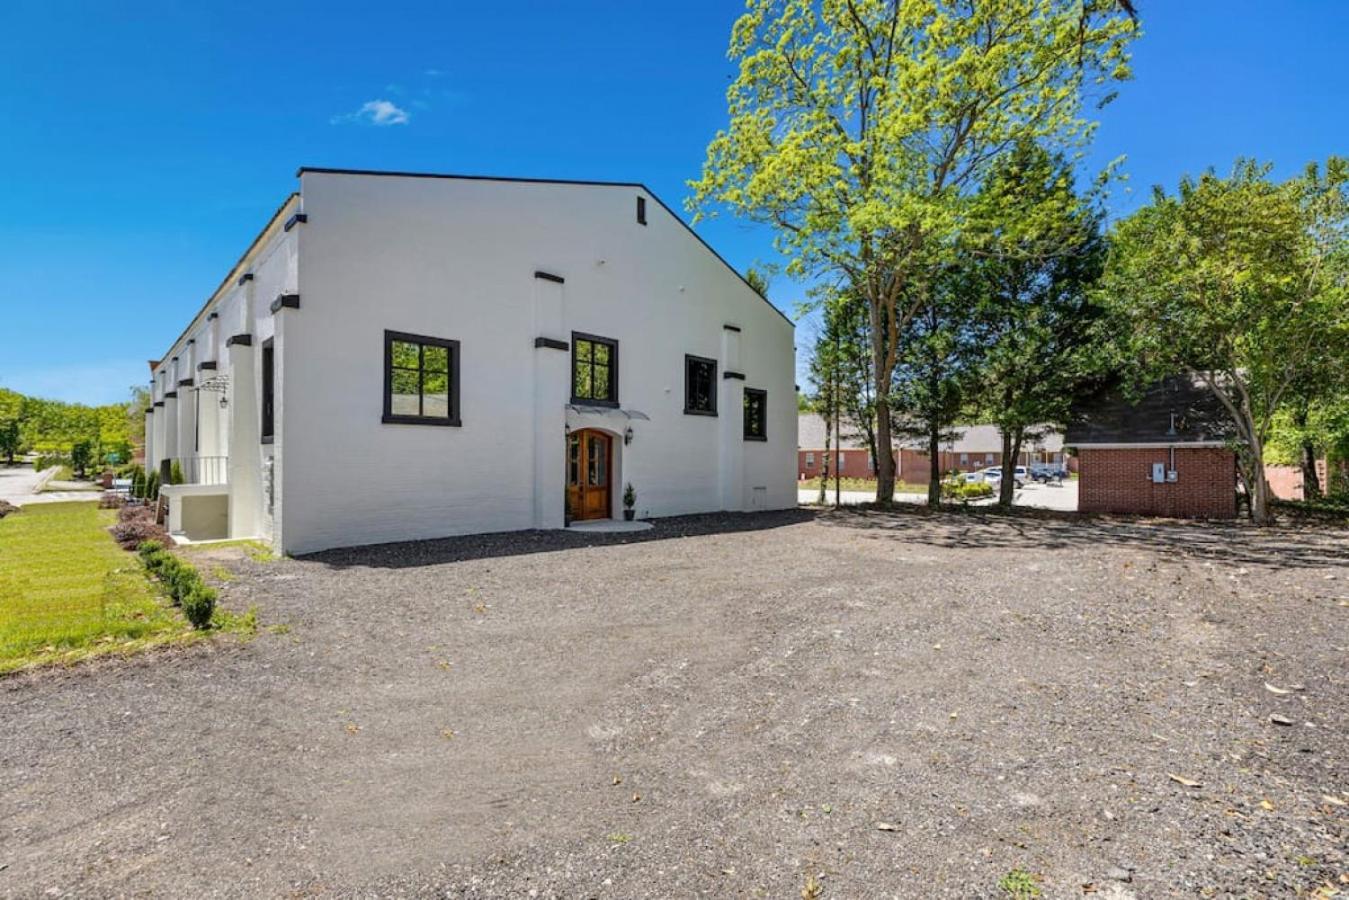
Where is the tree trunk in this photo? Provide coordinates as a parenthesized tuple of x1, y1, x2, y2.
(818, 415, 831, 505)
(997, 429, 1023, 508)
(1300, 438, 1322, 500)
(1246, 428, 1273, 525)
(927, 422, 942, 506)
(873, 389, 894, 505)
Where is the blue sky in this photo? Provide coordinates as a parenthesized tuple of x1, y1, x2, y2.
(1, 1, 1346, 405)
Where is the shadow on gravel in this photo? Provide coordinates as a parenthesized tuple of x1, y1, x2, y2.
(820, 504, 1349, 571)
(300, 508, 818, 569)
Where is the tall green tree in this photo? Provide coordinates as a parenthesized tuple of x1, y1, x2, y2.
(964, 144, 1110, 507)
(1101, 159, 1349, 523)
(892, 271, 975, 505)
(690, 0, 1137, 504)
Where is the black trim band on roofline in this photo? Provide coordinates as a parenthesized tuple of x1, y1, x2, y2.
(197, 361, 217, 371)
(723, 371, 746, 381)
(723, 324, 741, 332)
(154, 401, 164, 408)
(533, 270, 565, 284)
(207, 312, 219, 320)
(163, 391, 178, 400)
(178, 378, 194, 387)
(283, 213, 307, 232)
(237, 273, 254, 285)
(270, 294, 300, 313)
(226, 334, 253, 347)
(293, 167, 793, 328)
(534, 337, 568, 351)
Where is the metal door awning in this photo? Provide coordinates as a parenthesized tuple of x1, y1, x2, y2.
(566, 403, 650, 421)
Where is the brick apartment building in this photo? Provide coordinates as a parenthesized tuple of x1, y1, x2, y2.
(797, 414, 1067, 482)
(1066, 375, 1237, 518)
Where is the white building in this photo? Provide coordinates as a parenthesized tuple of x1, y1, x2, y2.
(145, 168, 797, 554)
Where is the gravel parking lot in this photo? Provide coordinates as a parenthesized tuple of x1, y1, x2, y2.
(3, 508, 1346, 898)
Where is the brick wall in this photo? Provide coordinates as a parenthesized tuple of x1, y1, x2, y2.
(798, 448, 881, 480)
(1079, 447, 1237, 518)
(1265, 460, 1335, 501)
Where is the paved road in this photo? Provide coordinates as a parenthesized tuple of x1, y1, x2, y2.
(799, 479, 1079, 512)
(0, 465, 97, 507)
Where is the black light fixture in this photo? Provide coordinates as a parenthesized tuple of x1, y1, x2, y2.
(624, 426, 634, 446)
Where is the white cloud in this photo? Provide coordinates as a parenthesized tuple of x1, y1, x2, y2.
(331, 99, 410, 127)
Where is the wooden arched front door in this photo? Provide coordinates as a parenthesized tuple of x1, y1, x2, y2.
(567, 429, 612, 521)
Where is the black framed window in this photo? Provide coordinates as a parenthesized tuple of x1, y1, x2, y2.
(684, 354, 717, 415)
(571, 332, 618, 407)
(743, 387, 767, 441)
(261, 339, 275, 443)
(383, 330, 461, 426)
(636, 196, 647, 225)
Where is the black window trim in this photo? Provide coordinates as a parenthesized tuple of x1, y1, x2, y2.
(382, 329, 462, 427)
(743, 387, 767, 441)
(570, 331, 619, 408)
(636, 195, 647, 225)
(683, 353, 718, 417)
(260, 338, 275, 444)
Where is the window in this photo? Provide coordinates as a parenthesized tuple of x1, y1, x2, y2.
(960, 453, 969, 465)
(684, 354, 717, 415)
(636, 196, 647, 225)
(805, 452, 815, 466)
(986, 453, 994, 464)
(743, 388, 767, 441)
(572, 332, 618, 406)
(261, 339, 275, 442)
(383, 330, 461, 426)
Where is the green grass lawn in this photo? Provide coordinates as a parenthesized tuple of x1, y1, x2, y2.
(798, 477, 930, 495)
(0, 502, 193, 674)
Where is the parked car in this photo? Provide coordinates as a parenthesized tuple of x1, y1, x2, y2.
(1029, 462, 1067, 483)
(981, 466, 1026, 488)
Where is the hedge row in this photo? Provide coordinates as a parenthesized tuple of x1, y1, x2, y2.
(136, 540, 216, 629)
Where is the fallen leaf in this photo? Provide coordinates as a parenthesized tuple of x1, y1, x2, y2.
(876, 822, 898, 831)
(1263, 682, 1291, 695)
(1269, 714, 1295, 726)
(1259, 799, 1275, 811)
(612, 775, 623, 786)
(631, 792, 641, 803)
(1321, 795, 1346, 807)
(1168, 773, 1202, 788)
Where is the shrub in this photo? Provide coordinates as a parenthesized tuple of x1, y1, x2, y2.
(137, 539, 164, 560)
(111, 515, 170, 550)
(167, 563, 202, 606)
(0, 500, 17, 519)
(98, 491, 125, 510)
(169, 460, 185, 485)
(145, 470, 160, 500)
(180, 583, 217, 629)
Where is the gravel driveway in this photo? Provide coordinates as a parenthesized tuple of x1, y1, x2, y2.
(3, 509, 1345, 898)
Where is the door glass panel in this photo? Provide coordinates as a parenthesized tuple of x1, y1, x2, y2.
(568, 435, 580, 485)
(586, 435, 607, 488)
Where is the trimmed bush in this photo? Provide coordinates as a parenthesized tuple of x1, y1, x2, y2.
(0, 499, 17, 519)
(98, 491, 125, 510)
(134, 542, 217, 630)
(180, 583, 217, 629)
(111, 516, 170, 550)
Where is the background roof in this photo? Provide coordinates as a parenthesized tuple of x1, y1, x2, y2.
(1065, 374, 1235, 445)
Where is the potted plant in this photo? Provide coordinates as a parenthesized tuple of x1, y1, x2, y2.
(622, 482, 636, 521)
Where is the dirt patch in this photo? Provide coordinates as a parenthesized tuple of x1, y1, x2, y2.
(2, 509, 1345, 897)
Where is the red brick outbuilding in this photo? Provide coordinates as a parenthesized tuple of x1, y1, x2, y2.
(1066, 376, 1237, 518)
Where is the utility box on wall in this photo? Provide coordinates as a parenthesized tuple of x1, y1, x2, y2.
(1151, 462, 1166, 483)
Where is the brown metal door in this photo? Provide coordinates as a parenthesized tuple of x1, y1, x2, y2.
(567, 430, 612, 521)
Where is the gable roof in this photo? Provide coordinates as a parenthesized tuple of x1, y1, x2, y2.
(1065, 374, 1235, 446)
(295, 167, 793, 328)
(797, 414, 1063, 453)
